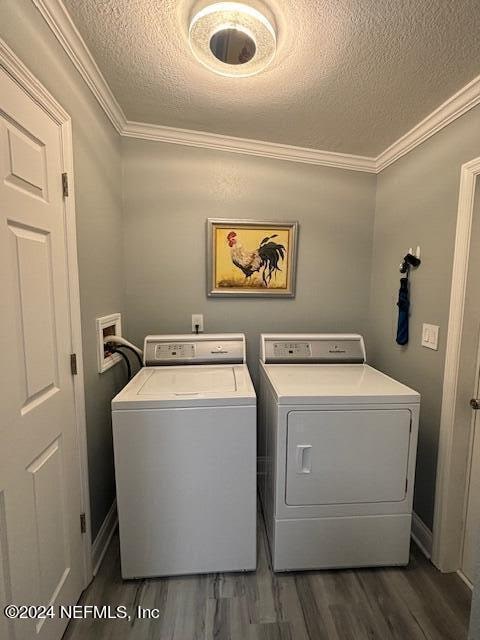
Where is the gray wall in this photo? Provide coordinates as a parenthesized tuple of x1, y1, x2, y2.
(4, 0, 480, 546)
(121, 138, 377, 384)
(0, 0, 125, 539)
(368, 104, 480, 529)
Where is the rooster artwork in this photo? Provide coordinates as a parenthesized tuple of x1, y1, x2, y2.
(226, 231, 286, 286)
(208, 220, 298, 297)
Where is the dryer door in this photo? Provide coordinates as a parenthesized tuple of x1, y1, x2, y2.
(286, 409, 411, 506)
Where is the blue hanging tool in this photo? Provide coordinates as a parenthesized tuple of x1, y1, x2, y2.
(396, 252, 421, 346)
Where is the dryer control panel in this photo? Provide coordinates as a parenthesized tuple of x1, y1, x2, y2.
(261, 334, 366, 364)
(144, 334, 246, 366)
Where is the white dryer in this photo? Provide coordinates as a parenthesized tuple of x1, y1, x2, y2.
(258, 334, 420, 572)
(112, 334, 256, 579)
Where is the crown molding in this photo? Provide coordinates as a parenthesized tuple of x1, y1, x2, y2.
(376, 73, 480, 172)
(31, 0, 375, 172)
(0, 37, 69, 125)
(32, 0, 480, 174)
(32, 0, 126, 132)
(122, 120, 377, 172)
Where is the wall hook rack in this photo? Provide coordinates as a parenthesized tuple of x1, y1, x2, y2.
(399, 246, 421, 273)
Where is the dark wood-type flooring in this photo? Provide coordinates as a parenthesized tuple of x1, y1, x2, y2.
(64, 508, 471, 640)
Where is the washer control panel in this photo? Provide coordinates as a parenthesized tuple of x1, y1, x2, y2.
(273, 342, 312, 358)
(155, 343, 195, 360)
(261, 334, 366, 364)
(144, 334, 245, 366)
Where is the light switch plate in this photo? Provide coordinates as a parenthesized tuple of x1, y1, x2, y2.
(422, 323, 439, 350)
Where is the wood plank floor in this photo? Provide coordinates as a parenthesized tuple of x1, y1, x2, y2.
(64, 509, 471, 640)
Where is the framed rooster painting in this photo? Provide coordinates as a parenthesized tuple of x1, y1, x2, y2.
(207, 219, 299, 297)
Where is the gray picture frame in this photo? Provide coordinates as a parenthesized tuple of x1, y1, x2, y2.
(206, 218, 299, 297)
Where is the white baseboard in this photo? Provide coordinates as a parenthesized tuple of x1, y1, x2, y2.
(457, 569, 473, 590)
(411, 511, 433, 558)
(91, 499, 118, 575)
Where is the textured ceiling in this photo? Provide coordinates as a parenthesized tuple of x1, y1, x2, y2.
(63, 0, 480, 156)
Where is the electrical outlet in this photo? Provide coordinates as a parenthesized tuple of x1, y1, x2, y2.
(192, 314, 204, 333)
(421, 323, 439, 350)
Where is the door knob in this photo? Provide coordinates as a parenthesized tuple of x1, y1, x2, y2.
(470, 399, 480, 410)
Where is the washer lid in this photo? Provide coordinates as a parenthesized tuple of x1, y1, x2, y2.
(138, 367, 236, 394)
(112, 364, 256, 409)
(261, 364, 420, 405)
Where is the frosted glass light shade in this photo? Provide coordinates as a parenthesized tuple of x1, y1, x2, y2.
(189, 2, 276, 77)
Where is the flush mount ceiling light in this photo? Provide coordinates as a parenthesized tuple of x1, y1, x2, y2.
(189, 2, 276, 77)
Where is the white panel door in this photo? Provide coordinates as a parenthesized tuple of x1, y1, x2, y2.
(462, 358, 480, 583)
(286, 409, 411, 506)
(462, 408, 480, 583)
(0, 68, 84, 640)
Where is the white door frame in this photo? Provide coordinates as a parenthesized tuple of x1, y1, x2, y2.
(432, 156, 480, 572)
(0, 38, 92, 585)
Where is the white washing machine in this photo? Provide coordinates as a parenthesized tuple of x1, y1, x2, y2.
(112, 334, 256, 579)
(258, 333, 420, 572)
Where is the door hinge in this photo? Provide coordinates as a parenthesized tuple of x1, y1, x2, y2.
(70, 353, 78, 375)
(62, 172, 69, 198)
(405, 477, 408, 493)
(80, 513, 87, 534)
